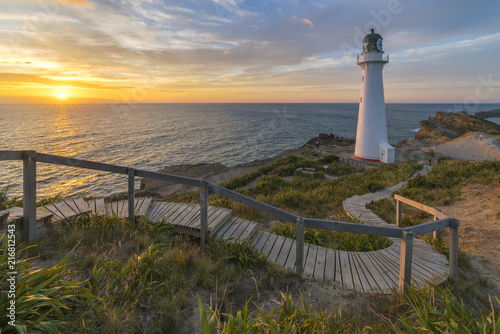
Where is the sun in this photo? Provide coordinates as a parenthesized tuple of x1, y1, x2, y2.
(57, 92, 67, 99)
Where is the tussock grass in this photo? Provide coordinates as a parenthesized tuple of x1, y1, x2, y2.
(397, 159, 499, 207)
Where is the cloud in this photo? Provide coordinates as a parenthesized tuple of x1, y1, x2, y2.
(289, 16, 314, 28)
(54, 0, 93, 6)
(0, 73, 128, 90)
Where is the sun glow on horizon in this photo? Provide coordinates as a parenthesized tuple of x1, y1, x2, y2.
(58, 92, 67, 99)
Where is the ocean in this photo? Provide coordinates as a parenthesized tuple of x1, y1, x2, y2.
(1, 103, 500, 199)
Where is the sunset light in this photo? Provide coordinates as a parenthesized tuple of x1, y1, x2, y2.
(0, 1, 499, 103)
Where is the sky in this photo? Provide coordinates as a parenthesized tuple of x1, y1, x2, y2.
(0, 0, 499, 104)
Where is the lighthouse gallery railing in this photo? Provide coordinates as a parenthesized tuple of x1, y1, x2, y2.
(0, 150, 459, 294)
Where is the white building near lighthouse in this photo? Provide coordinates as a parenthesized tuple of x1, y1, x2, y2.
(354, 29, 395, 164)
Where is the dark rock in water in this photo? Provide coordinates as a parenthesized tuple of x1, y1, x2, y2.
(475, 109, 500, 118)
(414, 111, 500, 143)
(307, 133, 355, 146)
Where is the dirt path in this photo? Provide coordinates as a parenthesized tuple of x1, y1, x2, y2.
(437, 182, 500, 298)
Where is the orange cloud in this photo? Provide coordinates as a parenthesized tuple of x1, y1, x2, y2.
(289, 16, 314, 28)
(51, 0, 93, 6)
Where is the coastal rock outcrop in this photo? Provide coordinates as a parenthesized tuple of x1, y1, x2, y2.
(414, 111, 500, 143)
(307, 133, 355, 146)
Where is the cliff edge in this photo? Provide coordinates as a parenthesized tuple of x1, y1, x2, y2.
(414, 111, 500, 143)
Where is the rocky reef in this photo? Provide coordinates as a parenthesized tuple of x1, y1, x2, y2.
(414, 111, 500, 143)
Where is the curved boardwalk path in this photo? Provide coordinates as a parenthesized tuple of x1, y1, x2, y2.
(340, 164, 449, 293)
(2, 166, 448, 294)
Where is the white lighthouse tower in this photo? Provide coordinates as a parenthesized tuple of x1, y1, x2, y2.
(354, 29, 394, 164)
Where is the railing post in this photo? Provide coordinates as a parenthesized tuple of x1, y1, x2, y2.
(296, 217, 305, 278)
(128, 168, 135, 223)
(399, 230, 414, 294)
(449, 218, 460, 280)
(199, 182, 208, 247)
(23, 150, 37, 241)
(396, 199, 402, 227)
(432, 215, 439, 239)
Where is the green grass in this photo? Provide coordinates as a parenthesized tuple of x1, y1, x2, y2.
(397, 159, 499, 207)
(1, 208, 276, 333)
(212, 156, 421, 251)
(199, 284, 500, 333)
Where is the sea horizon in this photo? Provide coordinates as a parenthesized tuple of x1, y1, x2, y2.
(2, 102, 500, 199)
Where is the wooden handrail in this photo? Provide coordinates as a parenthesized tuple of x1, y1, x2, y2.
(394, 194, 448, 220)
(0, 150, 460, 293)
(393, 193, 460, 287)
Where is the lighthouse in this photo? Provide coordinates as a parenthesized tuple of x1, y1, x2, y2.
(354, 29, 394, 164)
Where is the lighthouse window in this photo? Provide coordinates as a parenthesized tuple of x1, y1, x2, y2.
(360, 97, 362, 103)
(362, 76, 364, 82)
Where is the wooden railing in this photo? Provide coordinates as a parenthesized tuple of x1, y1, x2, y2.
(394, 194, 459, 286)
(1, 150, 459, 294)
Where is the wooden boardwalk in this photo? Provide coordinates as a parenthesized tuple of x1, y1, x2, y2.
(2, 176, 448, 294)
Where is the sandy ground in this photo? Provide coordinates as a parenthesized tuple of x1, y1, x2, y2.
(433, 132, 500, 161)
(437, 183, 500, 298)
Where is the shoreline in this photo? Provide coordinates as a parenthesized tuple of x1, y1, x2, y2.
(140, 134, 355, 198)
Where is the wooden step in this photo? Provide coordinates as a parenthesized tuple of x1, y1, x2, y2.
(86, 198, 106, 216)
(211, 217, 258, 241)
(155, 202, 232, 238)
(40, 197, 92, 221)
(105, 197, 153, 218)
(0, 207, 53, 240)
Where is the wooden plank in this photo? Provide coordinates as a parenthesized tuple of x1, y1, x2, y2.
(41, 204, 65, 220)
(147, 202, 170, 222)
(268, 235, 286, 263)
(135, 197, 152, 216)
(261, 233, 278, 258)
(64, 198, 82, 215)
(72, 197, 91, 214)
(356, 252, 392, 294)
(174, 205, 199, 227)
(275, 237, 294, 267)
(338, 251, 354, 290)
(347, 252, 364, 292)
(212, 220, 233, 239)
(351, 252, 373, 293)
(253, 231, 270, 252)
(207, 208, 232, 233)
(155, 202, 181, 221)
(163, 203, 189, 223)
(367, 251, 399, 287)
(285, 239, 297, 270)
(304, 244, 318, 279)
(207, 207, 229, 229)
(91, 198, 106, 216)
(237, 220, 258, 241)
(220, 218, 243, 240)
(313, 247, 327, 280)
(335, 251, 343, 286)
(52, 200, 79, 219)
(353, 252, 382, 293)
(227, 219, 250, 240)
(324, 249, 336, 281)
(385, 245, 433, 284)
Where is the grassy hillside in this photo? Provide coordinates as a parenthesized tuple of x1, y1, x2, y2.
(1, 156, 499, 333)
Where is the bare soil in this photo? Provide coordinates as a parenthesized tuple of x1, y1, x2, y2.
(437, 182, 500, 299)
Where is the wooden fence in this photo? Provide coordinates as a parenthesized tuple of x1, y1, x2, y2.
(1, 150, 459, 294)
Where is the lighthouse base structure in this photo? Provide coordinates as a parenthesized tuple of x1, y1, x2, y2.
(354, 142, 395, 164)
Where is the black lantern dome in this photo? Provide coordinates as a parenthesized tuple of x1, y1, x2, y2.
(363, 29, 383, 53)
